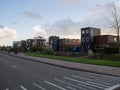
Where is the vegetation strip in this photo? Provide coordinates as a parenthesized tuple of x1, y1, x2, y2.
(25, 53, 120, 67)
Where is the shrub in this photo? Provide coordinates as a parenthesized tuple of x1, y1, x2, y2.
(41, 49, 55, 55)
(88, 49, 94, 58)
(103, 54, 120, 61)
(31, 46, 45, 52)
(104, 48, 119, 54)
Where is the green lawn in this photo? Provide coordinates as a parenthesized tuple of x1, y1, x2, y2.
(25, 52, 120, 67)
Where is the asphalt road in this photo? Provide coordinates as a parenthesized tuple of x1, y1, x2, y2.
(0, 53, 120, 90)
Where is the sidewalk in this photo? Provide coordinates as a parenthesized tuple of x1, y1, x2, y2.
(10, 53, 120, 77)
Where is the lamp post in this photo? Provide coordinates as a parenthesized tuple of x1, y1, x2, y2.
(118, 26, 120, 53)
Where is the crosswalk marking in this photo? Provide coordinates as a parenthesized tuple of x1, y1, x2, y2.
(44, 80, 66, 90)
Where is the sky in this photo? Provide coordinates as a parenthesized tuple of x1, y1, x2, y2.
(0, 0, 120, 46)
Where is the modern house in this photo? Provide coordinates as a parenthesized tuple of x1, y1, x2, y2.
(94, 35, 118, 51)
(13, 41, 20, 48)
(20, 40, 27, 50)
(13, 26, 118, 53)
(80, 27, 101, 52)
(49, 36, 60, 51)
(26, 39, 34, 50)
(13, 40, 27, 51)
(32, 36, 46, 48)
(59, 39, 80, 51)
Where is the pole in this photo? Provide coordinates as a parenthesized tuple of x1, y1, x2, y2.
(118, 26, 120, 53)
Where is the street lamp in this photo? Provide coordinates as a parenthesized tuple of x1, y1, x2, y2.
(118, 26, 120, 53)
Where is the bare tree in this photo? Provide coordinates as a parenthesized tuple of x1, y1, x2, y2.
(107, 2, 120, 52)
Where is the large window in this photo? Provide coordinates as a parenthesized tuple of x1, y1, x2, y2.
(86, 29, 89, 34)
(88, 45, 90, 49)
(86, 37, 90, 42)
(95, 45, 99, 49)
(82, 30, 85, 34)
(114, 37, 117, 42)
(81, 38, 85, 42)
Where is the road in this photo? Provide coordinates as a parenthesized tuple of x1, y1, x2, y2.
(0, 53, 120, 90)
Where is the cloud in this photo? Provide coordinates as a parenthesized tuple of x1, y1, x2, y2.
(105, 1, 120, 29)
(79, 3, 118, 35)
(33, 18, 81, 39)
(33, 25, 47, 37)
(23, 11, 41, 19)
(81, 4, 107, 27)
(48, 18, 81, 38)
(101, 27, 117, 35)
(33, 17, 117, 40)
(0, 26, 17, 39)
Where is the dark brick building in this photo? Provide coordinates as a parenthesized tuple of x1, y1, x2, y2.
(94, 35, 118, 51)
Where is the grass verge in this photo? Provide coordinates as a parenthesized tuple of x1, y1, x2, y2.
(25, 52, 120, 67)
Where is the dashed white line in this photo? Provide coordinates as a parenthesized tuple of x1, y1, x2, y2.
(19, 86, 27, 90)
(12, 65, 16, 68)
(44, 81, 66, 90)
(105, 84, 120, 90)
(66, 86, 77, 90)
(5, 61, 8, 64)
(5, 88, 9, 90)
(33, 83, 46, 90)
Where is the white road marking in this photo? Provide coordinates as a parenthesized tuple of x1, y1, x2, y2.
(64, 77, 105, 89)
(72, 75, 110, 88)
(5, 61, 8, 64)
(86, 80, 110, 88)
(83, 72, 120, 80)
(78, 83, 96, 90)
(5, 88, 9, 90)
(105, 84, 120, 90)
(44, 81, 66, 90)
(54, 79, 85, 90)
(66, 86, 77, 90)
(20, 86, 27, 90)
(56, 77, 95, 90)
(71, 74, 113, 85)
(33, 83, 46, 90)
(12, 65, 16, 68)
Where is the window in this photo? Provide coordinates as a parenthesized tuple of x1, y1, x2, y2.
(82, 38, 85, 42)
(100, 46, 102, 49)
(86, 37, 90, 41)
(103, 46, 107, 48)
(51, 40, 53, 44)
(54, 40, 57, 44)
(88, 45, 90, 49)
(96, 46, 99, 49)
(114, 37, 117, 42)
(82, 30, 85, 34)
(103, 45, 109, 48)
(86, 29, 89, 34)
